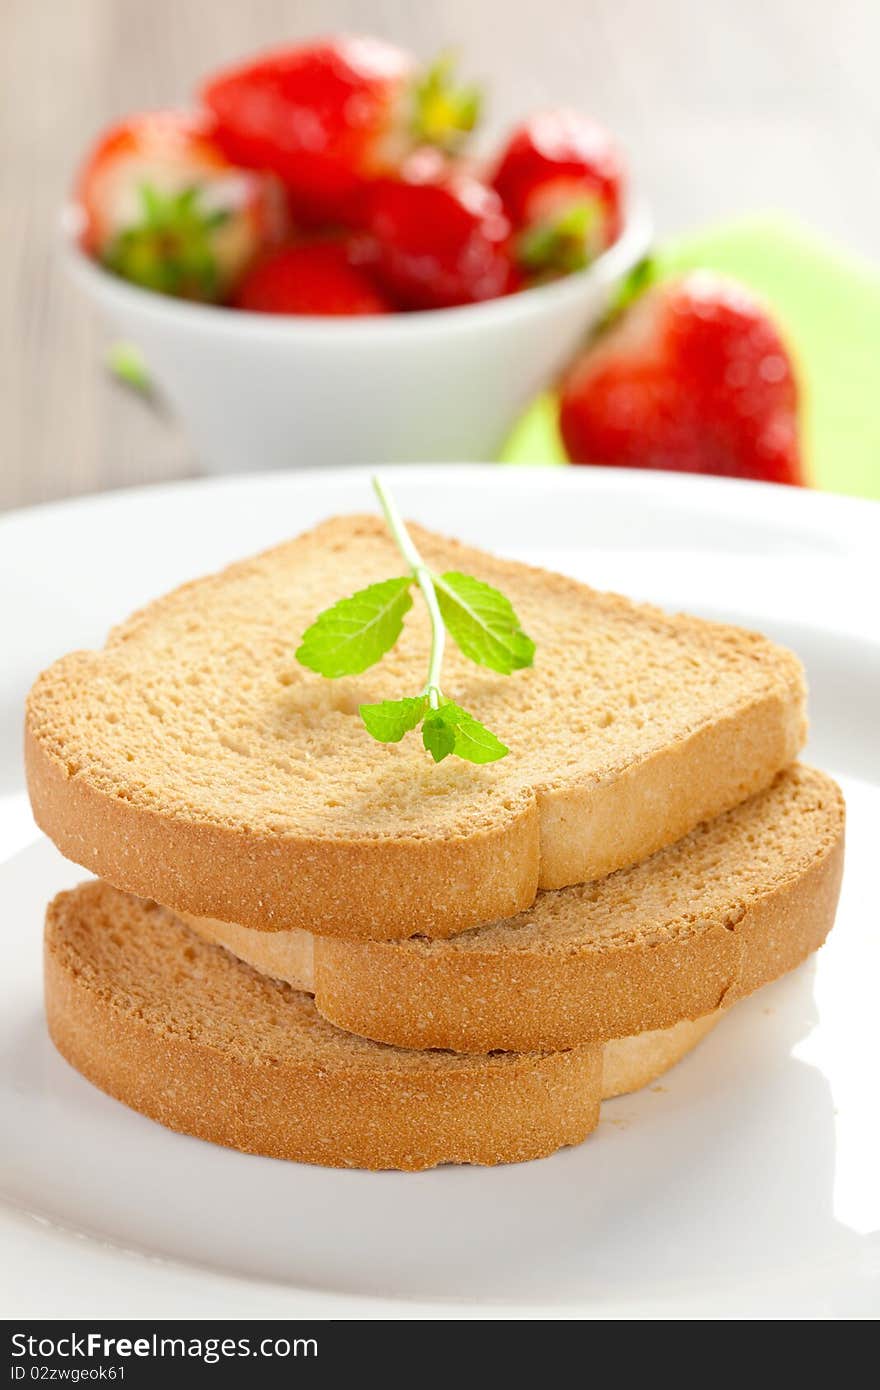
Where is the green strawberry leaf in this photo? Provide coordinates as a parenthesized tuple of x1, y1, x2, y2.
(296, 575, 414, 679)
(360, 694, 428, 743)
(421, 699, 509, 764)
(412, 52, 482, 152)
(103, 182, 231, 302)
(140, 183, 165, 225)
(434, 571, 535, 675)
(517, 197, 604, 277)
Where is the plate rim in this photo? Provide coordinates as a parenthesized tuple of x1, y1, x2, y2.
(3, 460, 880, 537)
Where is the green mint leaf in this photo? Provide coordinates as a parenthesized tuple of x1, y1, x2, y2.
(421, 700, 508, 764)
(422, 710, 457, 763)
(434, 572, 535, 675)
(441, 700, 509, 763)
(360, 695, 428, 743)
(296, 576, 414, 678)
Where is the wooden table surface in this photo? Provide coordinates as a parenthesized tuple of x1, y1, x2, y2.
(2, 0, 877, 513)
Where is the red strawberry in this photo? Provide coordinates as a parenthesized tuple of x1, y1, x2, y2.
(233, 241, 393, 315)
(560, 272, 804, 485)
(492, 110, 624, 277)
(75, 110, 285, 301)
(358, 151, 514, 310)
(201, 38, 480, 223)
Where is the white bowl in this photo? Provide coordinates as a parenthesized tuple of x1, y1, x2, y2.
(62, 204, 651, 472)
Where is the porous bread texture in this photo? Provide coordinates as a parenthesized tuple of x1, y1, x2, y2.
(44, 883, 719, 1170)
(184, 765, 844, 1053)
(27, 515, 807, 940)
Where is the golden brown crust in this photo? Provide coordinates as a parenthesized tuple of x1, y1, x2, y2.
(186, 767, 845, 1053)
(26, 730, 540, 940)
(44, 882, 722, 1169)
(536, 686, 805, 888)
(26, 514, 806, 940)
(44, 883, 602, 1170)
(316, 834, 841, 1049)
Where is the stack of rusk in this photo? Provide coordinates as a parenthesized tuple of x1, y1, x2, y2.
(26, 517, 844, 1170)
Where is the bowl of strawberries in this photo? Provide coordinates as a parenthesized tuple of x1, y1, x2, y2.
(63, 35, 651, 472)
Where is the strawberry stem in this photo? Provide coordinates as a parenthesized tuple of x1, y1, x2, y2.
(517, 198, 604, 278)
(411, 52, 482, 152)
(102, 182, 229, 302)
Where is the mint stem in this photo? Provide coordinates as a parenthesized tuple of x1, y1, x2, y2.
(372, 475, 445, 710)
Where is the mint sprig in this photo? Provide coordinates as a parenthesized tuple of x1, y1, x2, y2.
(294, 477, 535, 765)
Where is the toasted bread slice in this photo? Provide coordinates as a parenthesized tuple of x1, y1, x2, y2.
(184, 766, 844, 1052)
(45, 883, 720, 1170)
(27, 516, 806, 940)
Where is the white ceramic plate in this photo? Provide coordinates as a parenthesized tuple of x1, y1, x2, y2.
(1, 465, 878, 1321)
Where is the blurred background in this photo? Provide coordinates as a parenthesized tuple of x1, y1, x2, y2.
(3, 0, 877, 512)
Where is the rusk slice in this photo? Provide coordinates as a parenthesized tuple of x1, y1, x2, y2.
(27, 516, 806, 940)
(185, 766, 844, 1053)
(45, 884, 718, 1171)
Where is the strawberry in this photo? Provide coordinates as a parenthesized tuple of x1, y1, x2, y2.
(357, 150, 515, 310)
(233, 241, 393, 315)
(201, 37, 480, 223)
(492, 110, 624, 277)
(75, 110, 285, 301)
(559, 272, 804, 485)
